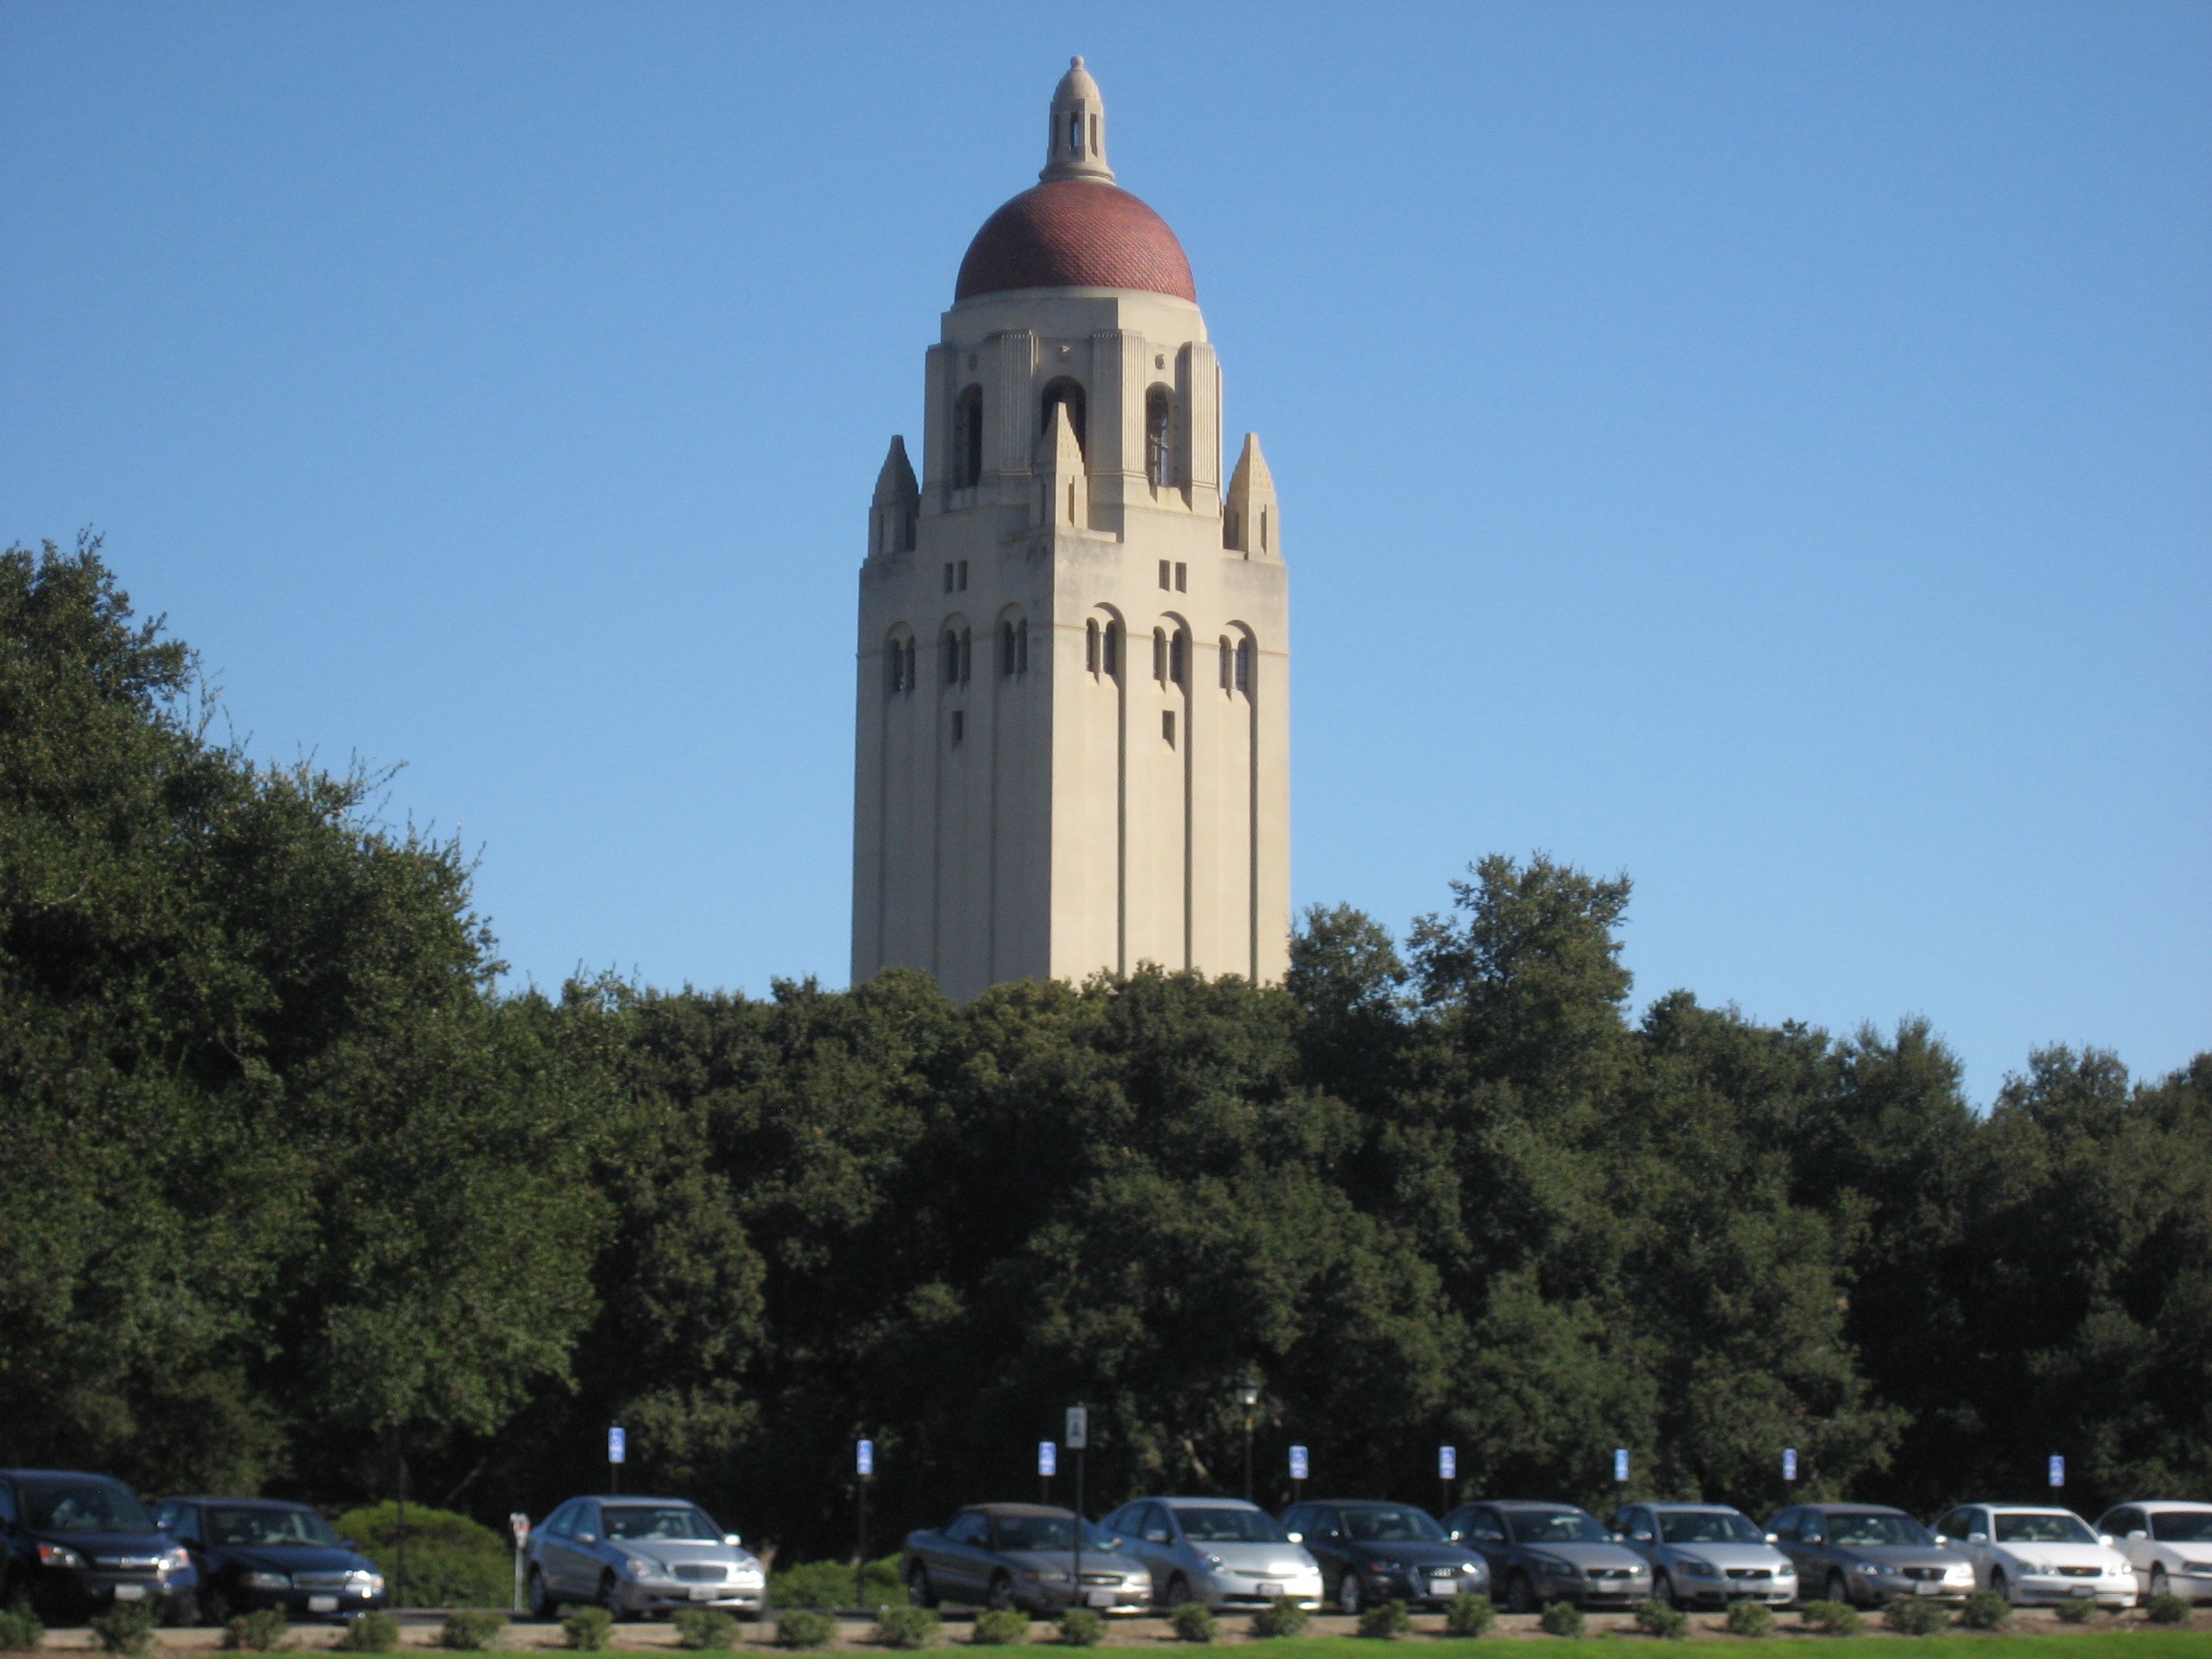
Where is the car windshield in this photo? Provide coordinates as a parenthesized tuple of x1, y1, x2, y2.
(1344, 1507, 1445, 1542)
(602, 1506, 722, 1542)
(1508, 1511, 1607, 1545)
(207, 1507, 339, 1547)
(1657, 1511, 1764, 1546)
(1177, 1508, 1288, 1544)
(1994, 1513, 2095, 1545)
(993, 1516, 1118, 1552)
(1828, 1513, 1934, 1547)
(2152, 1512, 2212, 1544)
(23, 1485, 153, 1533)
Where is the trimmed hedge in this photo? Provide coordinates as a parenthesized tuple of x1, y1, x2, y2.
(1251, 1596, 1309, 1639)
(336, 1503, 512, 1610)
(1539, 1602, 1584, 1638)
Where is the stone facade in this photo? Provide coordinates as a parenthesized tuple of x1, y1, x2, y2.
(851, 60, 1289, 1000)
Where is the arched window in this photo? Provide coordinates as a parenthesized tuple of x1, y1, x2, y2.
(1103, 620, 1120, 676)
(1146, 387, 1174, 488)
(1086, 617, 1100, 672)
(1170, 628, 1186, 687)
(999, 618, 1027, 676)
(943, 630, 961, 686)
(888, 638, 906, 695)
(1040, 377, 1086, 455)
(955, 386, 983, 489)
(1235, 636, 1252, 693)
(1152, 628, 1166, 682)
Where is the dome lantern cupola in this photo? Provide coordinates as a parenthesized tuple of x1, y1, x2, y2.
(1040, 55, 1112, 184)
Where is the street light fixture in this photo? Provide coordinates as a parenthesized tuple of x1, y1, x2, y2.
(1236, 1376, 1261, 1503)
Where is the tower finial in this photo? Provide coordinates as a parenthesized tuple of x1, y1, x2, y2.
(1040, 56, 1112, 185)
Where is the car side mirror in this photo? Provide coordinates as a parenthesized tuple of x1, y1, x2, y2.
(2127, 1530, 2148, 1543)
(1631, 1532, 1654, 1544)
(2098, 1535, 2115, 1548)
(725, 1534, 742, 1547)
(1968, 1533, 1987, 1545)
(1286, 1532, 1303, 1544)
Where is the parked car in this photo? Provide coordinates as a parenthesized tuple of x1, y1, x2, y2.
(1766, 1503, 1973, 1607)
(1438, 1500, 1646, 1613)
(0, 1470, 197, 1624)
(152, 1497, 384, 1624)
(1930, 1503, 2136, 1609)
(1279, 1500, 1489, 1613)
(2094, 1502, 2212, 1605)
(522, 1496, 765, 1619)
(1607, 1503, 1798, 1608)
(901, 1504, 1152, 1614)
(1099, 1497, 1322, 1610)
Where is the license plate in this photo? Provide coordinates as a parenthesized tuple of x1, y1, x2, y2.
(1085, 1591, 1115, 1608)
(307, 1595, 339, 1613)
(1255, 1584, 1282, 1597)
(690, 1587, 718, 1601)
(1915, 1582, 1938, 1596)
(2071, 1587, 2094, 1599)
(112, 1585, 148, 1602)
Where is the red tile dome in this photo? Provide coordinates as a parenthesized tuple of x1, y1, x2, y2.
(955, 179, 1196, 304)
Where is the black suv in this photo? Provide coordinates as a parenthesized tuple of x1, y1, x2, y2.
(152, 1497, 386, 1624)
(0, 1470, 198, 1624)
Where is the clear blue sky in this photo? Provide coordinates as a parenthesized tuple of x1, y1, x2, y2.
(5, 2, 2206, 1102)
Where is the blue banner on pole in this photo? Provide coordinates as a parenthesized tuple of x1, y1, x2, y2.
(2048, 1454, 2064, 1489)
(1438, 1445, 1456, 1481)
(1783, 1448, 1797, 1482)
(1613, 1448, 1629, 1484)
(1038, 1441, 1057, 1478)
(856, 1439, 874, 1478)
(1288, 1445, 1309, 1481)
(608, 1426, 625, 1465)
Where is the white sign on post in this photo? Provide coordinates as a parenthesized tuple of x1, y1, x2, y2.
(1613, 1448, 1629, 1484)
(1064, 1407, 1089, 1450)
(1782, 1448, 1797, 1482)
(1438, 1445, 1456, 1481)
(1288, 1445, 1309, 1481)
(608, 1426, 626, 1465)
(2048, 1454, 2065, 1489)
(1038, 1441, 1057, 1478)
(856, 1439, 875, 1477)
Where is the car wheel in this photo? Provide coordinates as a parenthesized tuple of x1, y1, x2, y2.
(1505, 1573, 1535, 1615)
(527, 1567, 554, 1619)
(599, 1572, 626, 1621)
(1337, 1569, 1363, 1615)
(1654, 1571, 1675, 1607)
(1990, 1570, 2009, 1606)
(987, 1573, 1016, 1613)
(1165, 1574, 1192, 1608)
(1825, 1572, 1849, 1609)
(906, 1564, 937, 1610)
(2149, 1566, 2169, 1602)
(203, 1588, 235, 1628)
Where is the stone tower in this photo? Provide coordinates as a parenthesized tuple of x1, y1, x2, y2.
(851, 58, 1290, 1000)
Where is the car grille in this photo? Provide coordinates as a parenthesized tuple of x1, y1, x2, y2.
(1586, 1568, 1634, 1580)
(673, 1565, 726, 1583)
(293, 1572, 360, 1591)
(1079, 1574, 1125, 1587)
(93, 1558, 162, 1575)
(1903, 1568, 1945, 1581)
(2057, 1567, 2098, 1578)
(1727, 1569, 1773, 1581)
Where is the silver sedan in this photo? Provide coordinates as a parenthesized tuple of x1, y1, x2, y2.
(1610, 1503, 1799, 1607)
(525, 1496, 765, 1619)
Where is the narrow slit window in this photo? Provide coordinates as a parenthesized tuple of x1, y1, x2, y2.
(1235, 636, 1251, 693)
(1086, 618, 1100, 673)
(1146, 387, 1173, 488)
(889, 641, 905, 695)
(1152, 628, 1166, 682)
(1016, 621, 1028, 673)
(943, 562, 954, 594)
(1001, 620, 1016, 676)
(959, 628, 972, 683)
(1162, 710, 1176, 746)
(1174, 562, 1187, 591)
(1158, 560, 1170, 590)
(955, 386, 983, 489)
(1090, 114, 1099, 155)
(1104, 621, 1120, 676)
(905, 637, 917, 692)
(943, 631, 960, 685)
(1170, 628, 1186, 687)
(950, 709, 965, 746)
(1261, 507, 1269, 552)
(957, 560, 969, 591)
(1069, 111, 1082, 155)
(1218, 637, 1232, 690)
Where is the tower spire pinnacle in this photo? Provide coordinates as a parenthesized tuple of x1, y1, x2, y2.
(1040, 55, 1113, 185)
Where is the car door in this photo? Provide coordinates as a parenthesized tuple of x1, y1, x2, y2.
(1616, 1507, 1659, 1576)
(1792, 1510, 1837, 1594)
(546, 1503, 593, 1597)
(1462, 1507, 1511, 1586)
(2099, 1509, 2149, 1592)
(939, 1511, 992, 1599)
(1303, 1507, 1350, 1595)
(1952, 1509, 1994, 1590)
(1127, 1505, 1179, 1594)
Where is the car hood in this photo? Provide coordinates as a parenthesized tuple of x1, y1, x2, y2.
(1196, 1543, 1317, 1574)
(1837, 1547, 1964, 1570)
(2163, 1546, 2212, 1566)
(613, 1543, 761, 1571)
(1520, 1543, 1645, 1571)
(1001, 1548, 1143, 1578)
(1997, 1544, 2123, 1569)
(1662, 1545, 1793, 1572)
(218, 1546, 370, 1575)
(35, 1529, 171, 1558)
(1350, 1543, 1487, 1570)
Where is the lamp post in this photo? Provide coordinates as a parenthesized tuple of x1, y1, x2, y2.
(1236, 1376, 1261, 1503)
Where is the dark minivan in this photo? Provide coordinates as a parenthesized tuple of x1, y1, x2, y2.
(0, 1470, 198, 1624)
(153, 1497, 386, 1624)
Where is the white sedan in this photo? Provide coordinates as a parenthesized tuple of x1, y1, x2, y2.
(1932, 1505, 2136, 1609)
(2096, 1503, 2212, 1606)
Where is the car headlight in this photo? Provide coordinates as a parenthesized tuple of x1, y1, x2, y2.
(35, 1544, 87, 1569)
(245, 1572, 291, 1591)
(1201, 1553, 1224, 1571)
(1851, 1562, 1881, 1576)
(1682, 1559, 1719, 1577)
(159, 1547, 192, 1573)
(364, 1573, 386, 1595)
(1534, 1557, 1574, 1576)
(624, 1557, 672, 1582)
